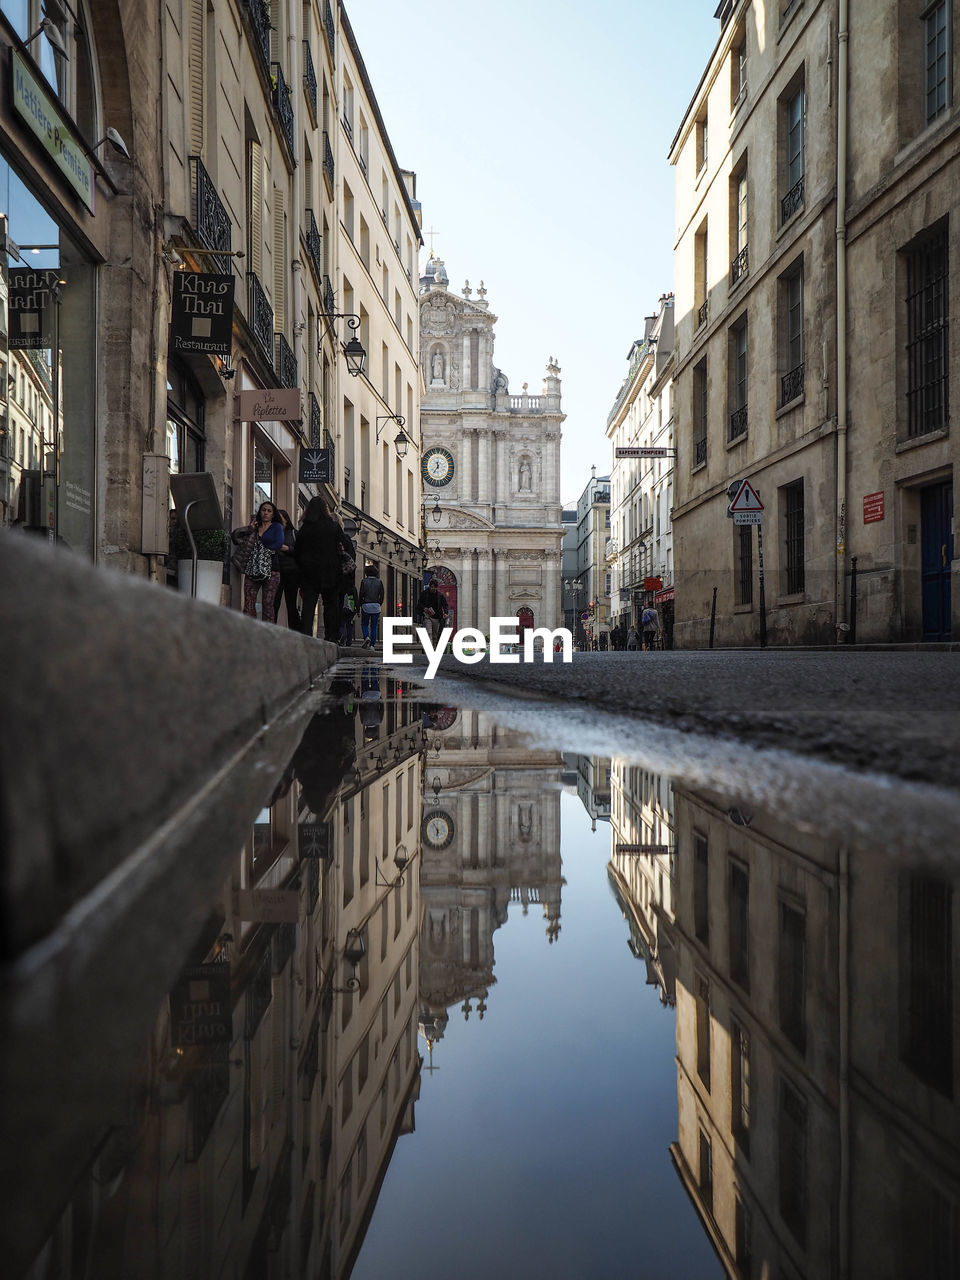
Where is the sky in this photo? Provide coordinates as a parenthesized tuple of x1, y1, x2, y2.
(346, 1, 721, 505)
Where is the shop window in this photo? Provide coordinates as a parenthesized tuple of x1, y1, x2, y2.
(165, 363, 206, 481)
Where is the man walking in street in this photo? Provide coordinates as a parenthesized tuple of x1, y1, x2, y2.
(641, 604, 661, 650)
(416, 580, 449, 648)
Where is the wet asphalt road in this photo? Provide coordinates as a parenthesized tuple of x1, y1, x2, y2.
(387, 649, 960, 791)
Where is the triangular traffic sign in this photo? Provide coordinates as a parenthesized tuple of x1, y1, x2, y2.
(728, 479, 764, 513)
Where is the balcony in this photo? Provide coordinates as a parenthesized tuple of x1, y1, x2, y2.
(272, 63, 296, 162)
(780, 363, 805, 406)
(321, 274, 335, 318)
(189, 157, 233, 277)
(322, 0, 335, 57)
(305, 209, 323, 285)
(275, 333, 298, 389)
(694, 437, 707, 467)
(323, 429, 335, 476)
(730, 245, 748, 287)
(322, 132, 335, 194)
(780, 176, 804, 225)
(696, 299, 709, 330)
(309, 391, 323, 446)
(303, 41, 317, 125)
(728, 404, 748, 441)
(243, 0, 271, 76)
(246, 271, 274, 364)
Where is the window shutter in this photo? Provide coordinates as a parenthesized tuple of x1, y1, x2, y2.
(188, 0, 205, 156)
(248, 140, 263, 278)
(273, 186, 286, 334)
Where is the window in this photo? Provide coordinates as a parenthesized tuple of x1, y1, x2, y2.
(779, 1080, 807, 1245)
(735, 1195, 753, 1276)
(781, 479, 805, 595)
(728, 859, 750, 991)
(780, 263, 805, 405)
(698, 1128, 714, 1214)
(781, 79, 805, 224)
(731, 168, 748, 285)
(736, 524, 754, 606)
(729, 318, 748, 439)
(732, 1020, 751, 1157)
(166, 364, 205, 478)
(695, 110, 708, 175)
(696, 973, 711, 1090)
(731, 34, 747, 107)
(901, 872, 954, 1096)
(779, 898, 806, 1052)
(924, 2, 949, 124)
(694, 833, 709, 943)
(693, 358, 708, 468)
(905, 222, 949, 438)
(695, 221, 708, 328)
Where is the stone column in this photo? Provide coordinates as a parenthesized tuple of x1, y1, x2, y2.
(460, 428, 472, 504)
(477, 429, 490, 505)
(457, 551, 472, 631)
(494, 429, 508, 508)
(477, 545, 493, 632)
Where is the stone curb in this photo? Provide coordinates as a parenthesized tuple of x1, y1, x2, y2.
(0, 534, 338, 960)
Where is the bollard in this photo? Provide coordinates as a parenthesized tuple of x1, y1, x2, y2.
(849, 556, 858, 645)
(709, 586, 718, 649)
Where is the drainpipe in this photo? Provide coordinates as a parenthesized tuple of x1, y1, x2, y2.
(838, 843, 850, 1280)
(288, 0, 304, 448)
(835, 0, 850, 641)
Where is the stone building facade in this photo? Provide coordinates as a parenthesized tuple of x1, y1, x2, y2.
(668, 0, 957, 646)
(418, 255, 564, 635)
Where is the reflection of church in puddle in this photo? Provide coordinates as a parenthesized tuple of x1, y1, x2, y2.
(417, 705, 565, 1055)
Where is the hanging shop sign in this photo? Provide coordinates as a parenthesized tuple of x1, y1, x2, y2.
(655, 587, 675, 604)
(235, 387, 302, 422)
(299, 446, 330, 484)
(8, 268, 60, 348)
(643, 576, 662, 591)
(299, 820, 332, 859)
(169, 963, 232, 1047)
(11, 50, 95, 213)
(170, 270, 236, 356)
(233, 888, 300, 923)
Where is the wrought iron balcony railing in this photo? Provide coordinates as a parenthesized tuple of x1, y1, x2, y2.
(244, 0, 271, 76)
(781, 363, 805, 405)
(323, 429, 335, 476)
(275, 332, 298, 388)
(781, 176, 804, 225)
(321, 274, 335, 317)
(309, 391, 323, 446)
(246, 271, 274, 364)
(272, 63, 296, 160)
(730, 245, 748, 287)
(323, 0, 335, 56)
(694, 437, 707, 467)
(189, 157, 233, 277)
(305, 209, 323, 285)
(697, 299, 709, 329)
(322, 131, 335, 193)
(303, 41, 317, 125)
(729, 404, 748, 441)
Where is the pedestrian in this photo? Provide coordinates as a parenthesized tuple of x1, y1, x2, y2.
(626, 623, 639, 651)
(273, 508, 301, 630)
(641, 604, 661, 650)
(232, 500, 283, 622)
(415, 579, 449, 648)
(358, 563, 385, 647)
(340, 577, 358, 646)
(295, 495, 355, 641)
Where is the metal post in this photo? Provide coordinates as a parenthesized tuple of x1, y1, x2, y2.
(849, 556, 858, 645)
(182, 499, 200, 598)
(757, 522, 767, 648)
(708, 586, 718, 649)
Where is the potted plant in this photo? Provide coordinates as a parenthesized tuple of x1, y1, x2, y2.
(173, 526, 229, 604)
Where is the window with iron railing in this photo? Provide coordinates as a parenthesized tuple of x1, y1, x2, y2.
(730, 321, 748, 440)
(693, 358, 707, 467)
(782, 479, 805, 595)
(781, 82, 805, 225)
(243, 0, 271, 75)
(780, 266, 804, 406)
(905, 222, 949, 438)
(924, 2, 949, 124)
(303, 40, 317, 124)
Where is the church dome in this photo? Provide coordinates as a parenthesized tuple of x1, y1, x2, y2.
(420, 253, 449, 291)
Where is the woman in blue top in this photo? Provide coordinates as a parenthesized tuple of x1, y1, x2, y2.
(237, 501, 284, 621)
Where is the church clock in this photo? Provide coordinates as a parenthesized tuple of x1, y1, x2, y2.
(422, 809, 456, 850)
(422, 446, 455, 488)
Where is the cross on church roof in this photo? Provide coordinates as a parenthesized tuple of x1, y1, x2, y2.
(426, 225, 440, 256)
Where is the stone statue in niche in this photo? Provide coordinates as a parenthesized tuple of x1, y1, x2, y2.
(431, 350, 445, 385)
(518, 805, 533, 841)
(519, 458, 532, 491)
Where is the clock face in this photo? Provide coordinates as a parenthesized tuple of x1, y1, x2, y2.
(422, 446, 455, 488)
(422, 809, 455, 850)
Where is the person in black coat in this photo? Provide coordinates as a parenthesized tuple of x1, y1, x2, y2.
(273, 508, 301, 629)
(295, 495, 355, 641)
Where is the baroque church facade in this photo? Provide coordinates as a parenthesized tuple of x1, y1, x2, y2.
(418, 256, 564, 635)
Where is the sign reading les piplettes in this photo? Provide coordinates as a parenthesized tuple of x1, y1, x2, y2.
(170, 271, 235, 356)
(235, 388, 303, 422)
(9, 268, 61, 349)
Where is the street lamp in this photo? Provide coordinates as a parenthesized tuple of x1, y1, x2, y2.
(430, 497, 442, 523)
(319, 313, 366, 376)
(376, 413, 409, 457)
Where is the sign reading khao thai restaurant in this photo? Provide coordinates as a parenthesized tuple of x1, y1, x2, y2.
(234, 387, 302, 422)
(863, 491, 885, 523)
(170, 271, 236, 356)
(169, 963, 232, 1047)
(10, 50, 95, 213)
(8, 268, 61, 348)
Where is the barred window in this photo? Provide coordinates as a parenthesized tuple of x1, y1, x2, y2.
(693, 358, 708, 467)
(906, 222, 949, 438)
(737, 524, 754, 605)
(782, 479, 805, 596)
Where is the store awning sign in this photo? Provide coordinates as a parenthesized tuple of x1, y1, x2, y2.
(11, 50, 95, 213)
(170, 270, 236, 356)
(235, 387, 303, 422)
(299, 447, 330, 484)
(8, 268, 60, 348)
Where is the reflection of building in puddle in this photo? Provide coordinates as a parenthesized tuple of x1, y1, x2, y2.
(28, 680, 426, 1280)
(418, 706, 565, 1057)
(666, 785, 960, 1280)
(564, 751, 611, 829)
(607, 761, 677, 1005)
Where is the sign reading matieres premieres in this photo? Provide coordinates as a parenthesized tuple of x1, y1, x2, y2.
(11, 50, 95, 213)
(171, 271, 236, 356)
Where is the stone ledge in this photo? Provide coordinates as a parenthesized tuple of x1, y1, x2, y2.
(0, 534, 338, 960)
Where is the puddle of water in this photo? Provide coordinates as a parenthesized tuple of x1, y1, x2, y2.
(4, 661, 959, 1279)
